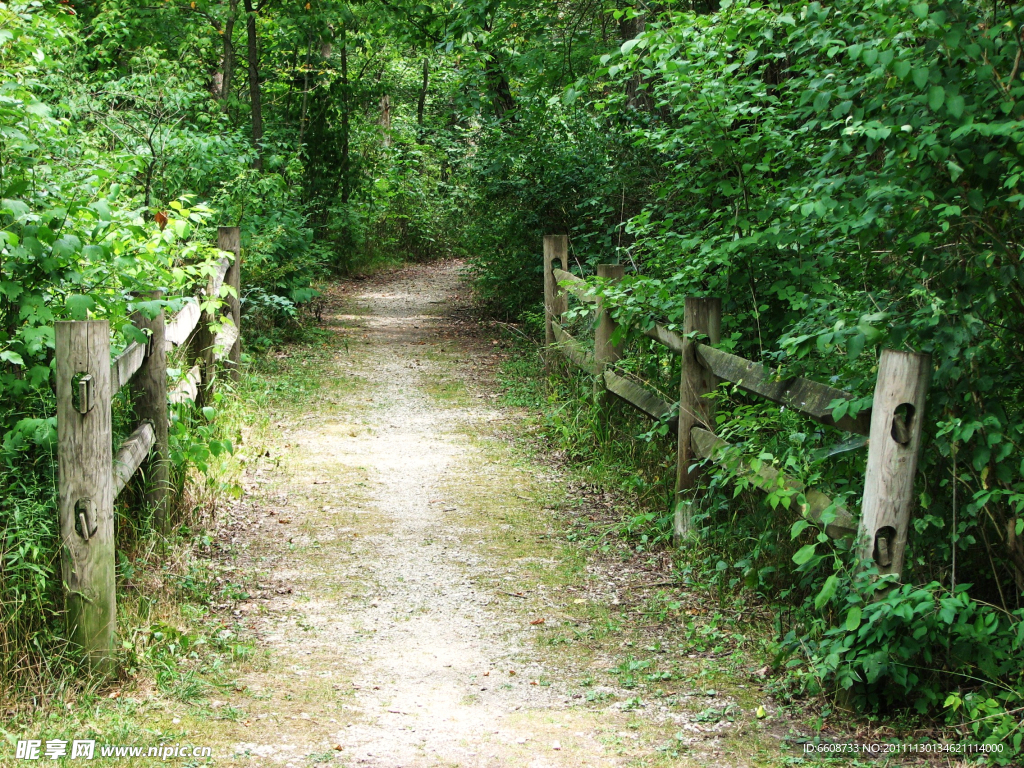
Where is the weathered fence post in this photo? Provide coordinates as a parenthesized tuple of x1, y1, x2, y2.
(220, 226, 242, 382)
(674, 297, 722, 542)
(594, 263, 625, 403)
(858, 349, 931, 580)
(190, 275, 219, 409)
(56, 321, 115, 671)
(130, 293, 170, 535)
(543, 235, 568, 354)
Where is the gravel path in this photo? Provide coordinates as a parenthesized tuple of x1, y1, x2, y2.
(214, 262, 635, 767)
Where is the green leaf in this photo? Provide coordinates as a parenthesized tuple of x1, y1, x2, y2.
(927, 85, 945, 111)
(893, 60, 911, 80)
(814, 575, 839, 609)
(911, 2, 929, 18)
(846, 606, 863, 631)
(847, 332, 866, 360)
(621, 38, 640, 56)
(65, 294, 96, 320)
(89, 199, 112, 221)
(912, 68, 930, 89)
(122, 325, 149, 346)
(946, 94, 964, 119)
(1, 198, 31, 218)
(793, 543, 817, 565)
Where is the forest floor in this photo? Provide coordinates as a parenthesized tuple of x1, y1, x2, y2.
(8, 262, 950, 767)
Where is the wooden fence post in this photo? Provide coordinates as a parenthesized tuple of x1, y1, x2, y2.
(674, 297, 722, 542)
(858, 349, 931, 580)
(131, 293, 170, 535)
(56, 321, 115, 671)
(220, 226, 242, 382)
(543, 235, 568, 353)
(190, 282, 218, 410)
(594, 263, 624, 402)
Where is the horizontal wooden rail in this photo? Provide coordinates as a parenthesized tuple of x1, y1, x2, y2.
(169, 365, 201, 405)
(213, 321, 239, 361)
(551, 320, 597, 374)
(642, 323, 685, 354)
(552, 268, 582, 285)
(552, 268, 598, 305)
(603, 369, 676, 424)
(112, 422, 156, 500)
(695, 346, 870, 435)
(208, 256, 231, 299)
(165, 299, 201, 347)
(690, 427, 857, 541)
(637, 323, 869, 435)
(110, 341, 147, 393)
(162, 255, 230, 349)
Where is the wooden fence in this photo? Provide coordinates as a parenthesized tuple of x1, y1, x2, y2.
(542, 234, 931, 581)
(55, 226, 242, 670)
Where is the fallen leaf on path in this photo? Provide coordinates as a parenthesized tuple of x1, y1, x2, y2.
(530, 618, 545, 625)
(278, 518, 291, 524)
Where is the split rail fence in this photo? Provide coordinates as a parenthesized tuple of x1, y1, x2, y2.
(542, 234, 930, 581)
(56, 226, 242, 670)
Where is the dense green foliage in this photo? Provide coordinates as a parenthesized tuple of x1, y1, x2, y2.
(3, 0, 1024, 757)
(591, 2, 1024, 753)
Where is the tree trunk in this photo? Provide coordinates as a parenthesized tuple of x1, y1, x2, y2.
(619, 11, 652, 111)
(485, 59, 515, 118)
(380, 94, 391, 147)
(417, 57, 429, 127)
(243, 0, 264, 171)
(206, 0, 238, 108)
(340, 24, 350, 203)
(298, 36, 313, 146)
(220, 0, 238, 106)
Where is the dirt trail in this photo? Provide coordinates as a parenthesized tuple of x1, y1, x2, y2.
(197, 262, 670, 767)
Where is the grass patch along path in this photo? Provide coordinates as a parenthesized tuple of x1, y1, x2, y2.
(166, 261, 796, 767)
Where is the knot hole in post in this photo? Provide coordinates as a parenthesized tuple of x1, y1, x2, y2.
(74, 498, 98, 541)
(890, 402, 915, 446)
(873, 525, 896, 568)
(71, 372, 94, 415)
